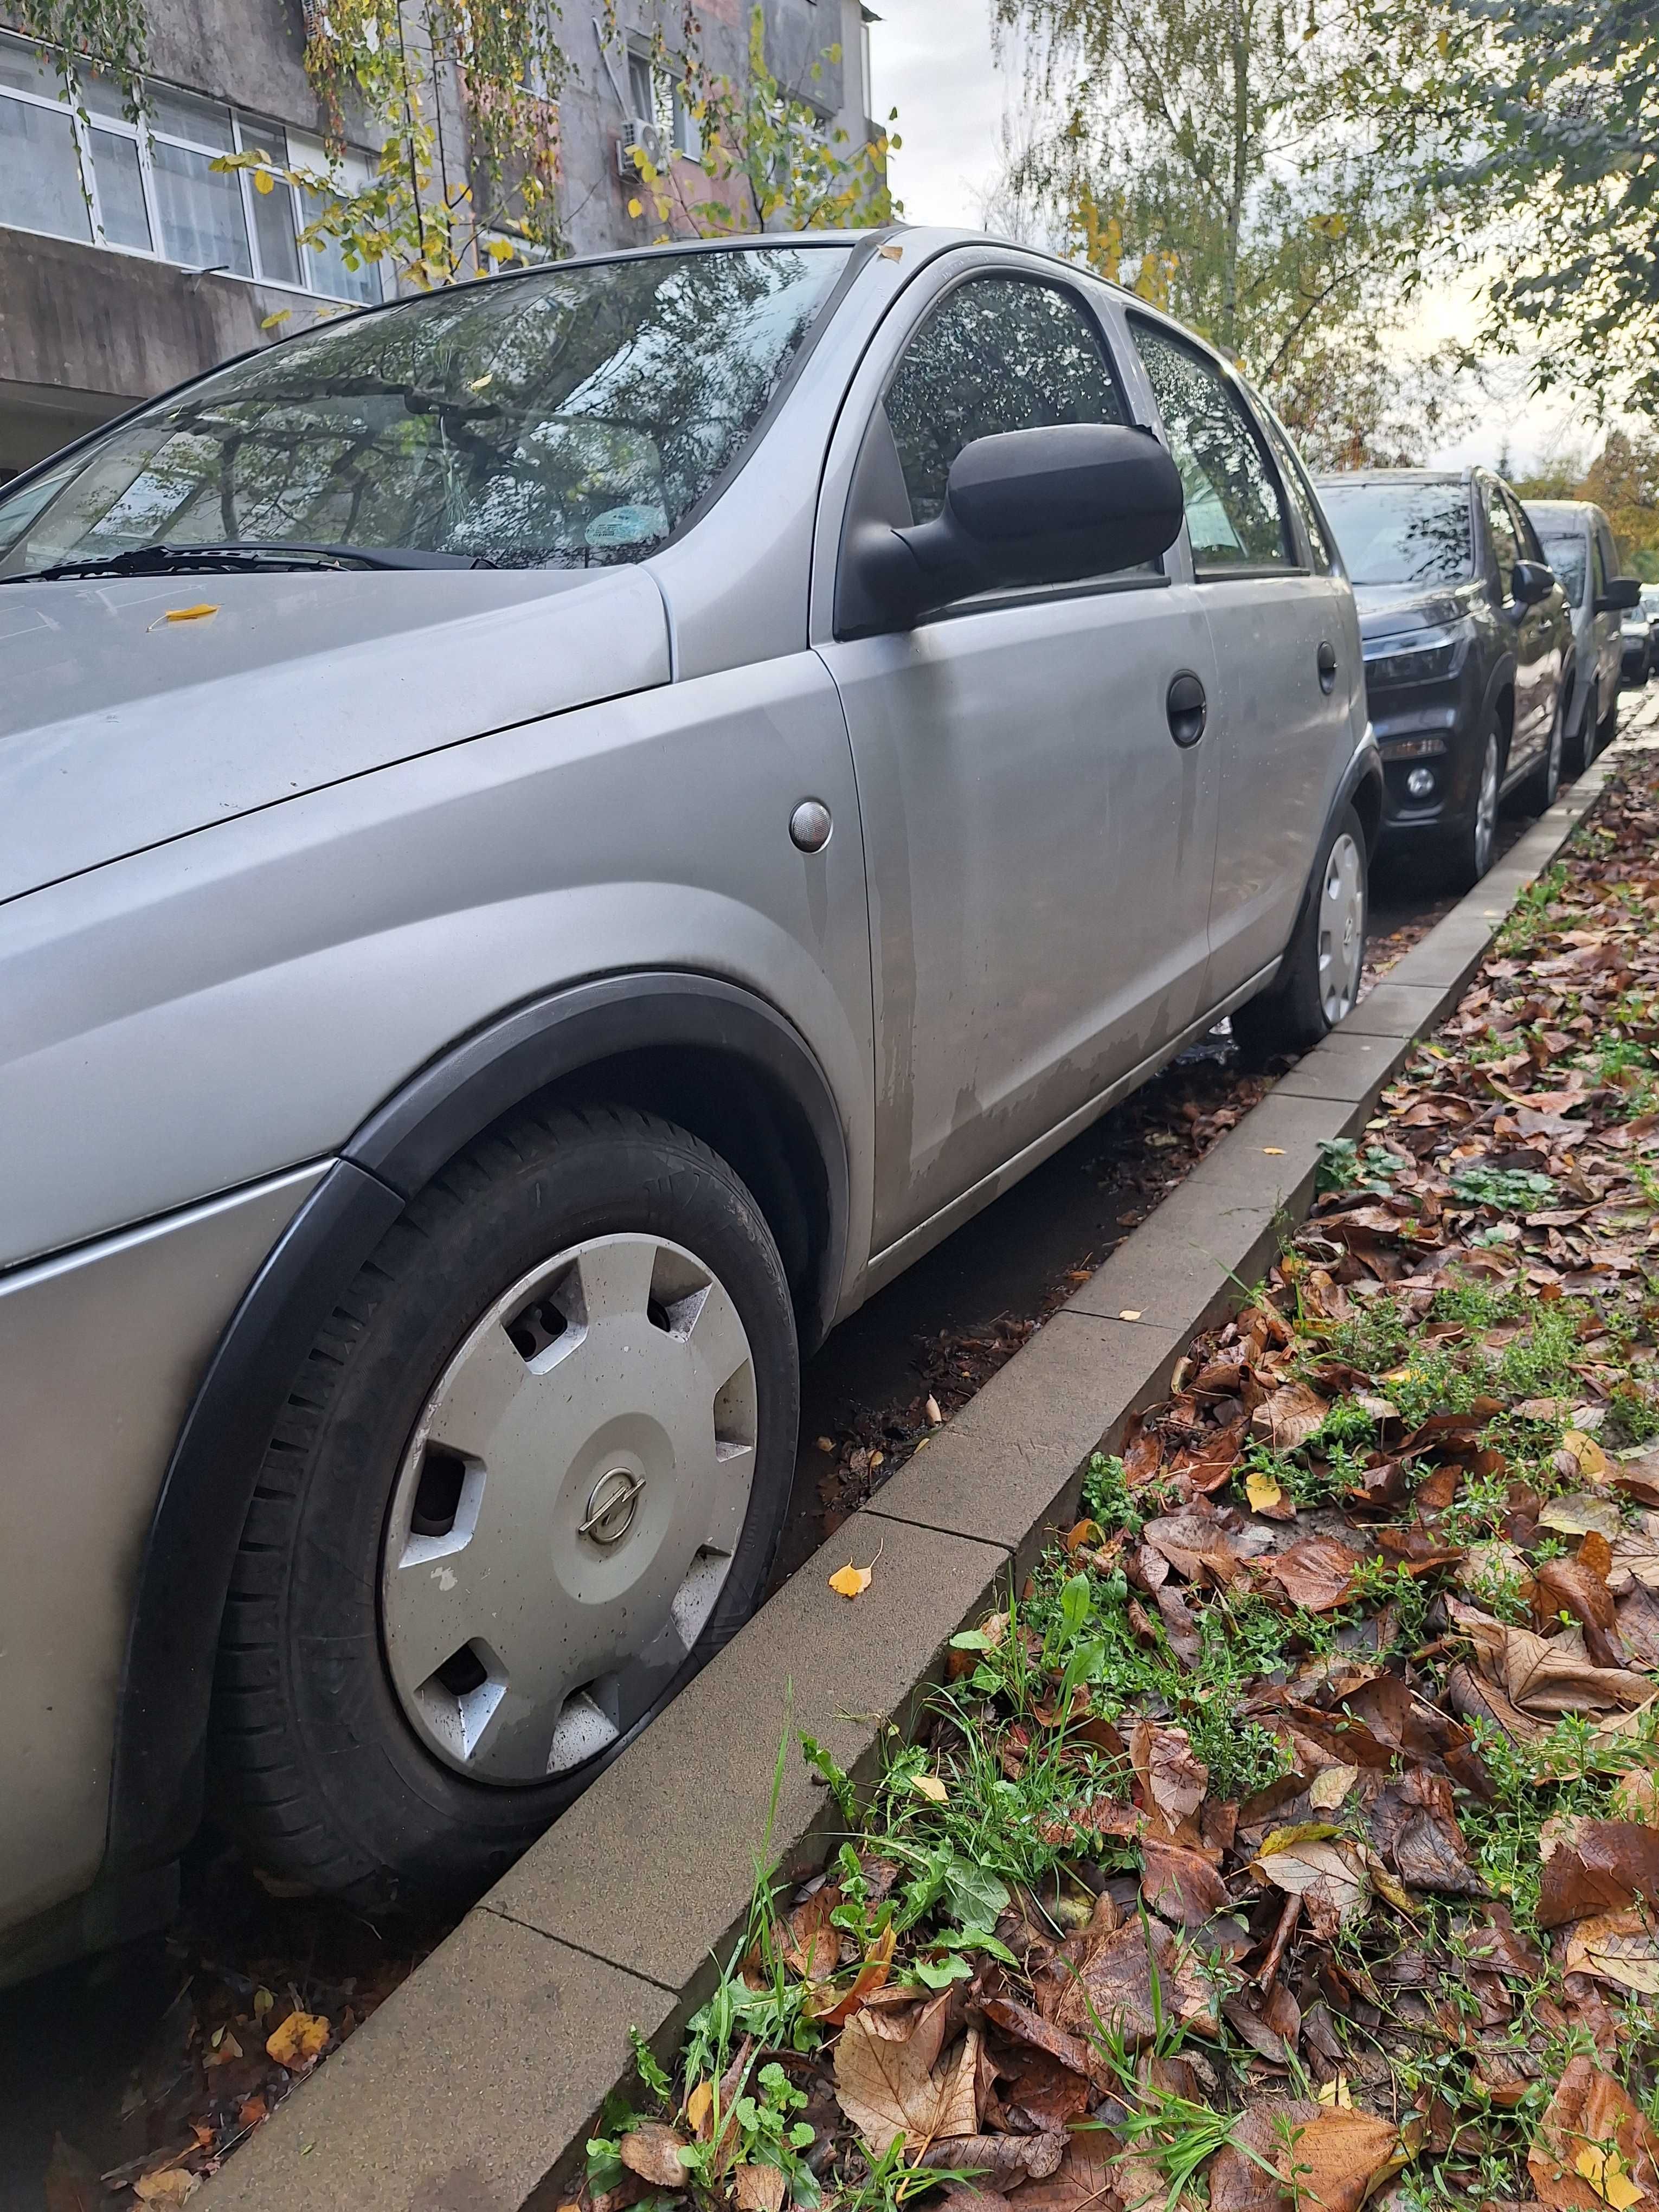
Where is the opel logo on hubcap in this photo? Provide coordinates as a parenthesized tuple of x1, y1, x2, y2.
(580, 1467, 645, 1546)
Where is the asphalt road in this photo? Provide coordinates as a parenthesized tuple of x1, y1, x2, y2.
(0, 787, 1572, 2207)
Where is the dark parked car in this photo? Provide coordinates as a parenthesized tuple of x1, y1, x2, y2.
(1525, 499, 1641, 767)
(1627, 596, 1658, 688)
(1316, 468, 1573, 888)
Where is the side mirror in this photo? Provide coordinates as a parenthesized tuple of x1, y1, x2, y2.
(846, 422, 1186, 629)
(1510, 559, 1555, 607)
(1597, 575, 1643, 613)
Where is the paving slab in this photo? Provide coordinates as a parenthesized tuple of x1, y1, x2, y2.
(1334, 978, 1455, 1039)
(197, 1909, 673, 2212)
(1271, 1026, 1421, 1106)
(483, 1510, 1005, 1997)
(864, 1309, 1187, 1571)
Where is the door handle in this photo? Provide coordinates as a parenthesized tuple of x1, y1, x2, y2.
(1166, 671, 1207, 748)
(1317, 640, 1338, 694)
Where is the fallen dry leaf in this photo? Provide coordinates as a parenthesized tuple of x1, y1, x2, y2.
(911, 1773, 949, 1805)
(1260, 1534, 1363, 1612)
(732, 2164, 787, 2212)
(828, 1560, 873, 1599)
(131, 2175, 200, 2208)
(833, 1997, 980, 2154)
(1562, 1908, 1659, 1995)
(620, 2120, 695, 2190)
(1538, 1817, 1659, 1927)
(1529, 2059, 1659, 2210)
(264, 2010, 329, 2072)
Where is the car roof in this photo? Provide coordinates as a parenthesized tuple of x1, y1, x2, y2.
(1524, 499, 1600, 529)
(1310, 468, 1469, 487)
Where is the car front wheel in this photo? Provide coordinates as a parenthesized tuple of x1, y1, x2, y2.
(210, 1104, 799, 1904)
(1445, 719, 1503, 892)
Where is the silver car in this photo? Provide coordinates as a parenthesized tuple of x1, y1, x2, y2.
(1525, 497, 1640, 766)
(0, 229, 1378, 1981)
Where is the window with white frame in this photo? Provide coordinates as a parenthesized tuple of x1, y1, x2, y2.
(0, 30, 383, 304)
(626, 46, 700, 159)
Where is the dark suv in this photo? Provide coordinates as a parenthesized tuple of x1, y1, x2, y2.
(1316, 468, 1572, 888)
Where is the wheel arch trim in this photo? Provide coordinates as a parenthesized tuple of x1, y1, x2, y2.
(106, 970, 850, 1878)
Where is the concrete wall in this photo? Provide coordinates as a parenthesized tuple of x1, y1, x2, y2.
(0, 224, 335, 474)
(0, 0, 876, 475)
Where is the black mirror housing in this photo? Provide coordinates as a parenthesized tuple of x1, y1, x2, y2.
(847, 422, 1187, 630)
(1511, 559, 1555, 607)
(1597, 575, 1643, 613)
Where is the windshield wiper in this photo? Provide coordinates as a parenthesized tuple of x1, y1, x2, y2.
(0, 540, 496, 586)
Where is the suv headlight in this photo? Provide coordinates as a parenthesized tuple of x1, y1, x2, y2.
(1363, 625, 1468, 687)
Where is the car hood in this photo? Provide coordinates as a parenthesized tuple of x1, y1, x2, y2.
(0, 564, 669, 904)
(1353, 580, 1483, 643)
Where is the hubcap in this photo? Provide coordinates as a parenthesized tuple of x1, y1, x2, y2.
(1474, 733, 1500, 875)
(1316, 831, 1365, 1025)
(380, 1233, 758, 1785)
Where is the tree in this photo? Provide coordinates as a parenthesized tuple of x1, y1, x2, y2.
(625, 6, 897, 241)
(1365, 0, 1659, 415)
(988, 0, 1456, 461)
(215, 0, 894, 295)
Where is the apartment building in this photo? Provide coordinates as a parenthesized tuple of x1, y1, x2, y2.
(0, 0, 879, 479)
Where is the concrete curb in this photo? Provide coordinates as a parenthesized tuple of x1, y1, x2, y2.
(199, 757, 1615, 2212)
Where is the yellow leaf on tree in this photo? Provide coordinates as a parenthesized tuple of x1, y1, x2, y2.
(627, 197, 644, 217)
(828, 1560, 873, 1600)
(1245, 1470, 1284, 1513)
(911, 1773, 949, 1804)
(253, 168, 275, 194)
(1577, 2145, 1644, 2209)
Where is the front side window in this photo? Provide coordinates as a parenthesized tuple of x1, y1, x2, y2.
(884, 276, 1126, 526)
(0, 31, 380, 301)
(1484, 484, 1520, 591)
(1315, 481, 1473, 587)
(0, 243, 851, 574)
(1540, 532, 1589, 607)
(1131, 322, 1292, 574)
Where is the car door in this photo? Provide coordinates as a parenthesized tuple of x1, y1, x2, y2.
(1481, 478, 1549, 774)
(814, 262, 1221, 1258)
(1127, 318, 1354, 997)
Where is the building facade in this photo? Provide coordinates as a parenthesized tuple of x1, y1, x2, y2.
(0, 0, 879, 480)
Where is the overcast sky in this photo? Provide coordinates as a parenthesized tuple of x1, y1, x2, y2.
(865, 3, 1591, 477)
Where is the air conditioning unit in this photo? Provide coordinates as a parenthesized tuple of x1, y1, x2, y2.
(618, 117, 669, 178)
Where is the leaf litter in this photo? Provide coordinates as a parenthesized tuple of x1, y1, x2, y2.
(577, 765, 1659, 2212)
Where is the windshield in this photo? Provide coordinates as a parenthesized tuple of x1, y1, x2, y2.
(0, 243, 851, 576)
(1315, 480, 1472, 587)
(1540, 533, 1587, 607)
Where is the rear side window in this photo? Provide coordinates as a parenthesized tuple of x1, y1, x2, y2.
(1130, 321, 1292, 574)
(883, 276, 1126, 525)
(1254, 400, 1335, 575)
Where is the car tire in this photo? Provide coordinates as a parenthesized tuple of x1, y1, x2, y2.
(1518, 691, 1565, 814)
(1568, 682, 1599, 775)
(209, 1103, 799, 1905)
(1444, 717, 1504, 892)
(1599, 689, 1619, 753)
(1231, 803, 1367, 1062)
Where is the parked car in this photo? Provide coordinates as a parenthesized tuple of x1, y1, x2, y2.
(1623, 605, 1654, 688)
(1524, 499, 1641, 766)
(0, 229, 1378, 1982)
(1315, 468, 1572, 888)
